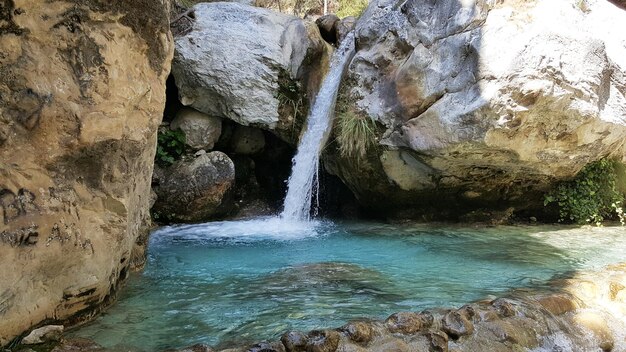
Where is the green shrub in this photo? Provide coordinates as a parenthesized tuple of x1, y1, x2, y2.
(336, 109, 376, 162)
(336, 0, 368, 18)
(156, 128, 186, 166)
(544, 159, 625, 225)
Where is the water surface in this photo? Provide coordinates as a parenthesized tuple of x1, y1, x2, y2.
(71, 219, 626, 350)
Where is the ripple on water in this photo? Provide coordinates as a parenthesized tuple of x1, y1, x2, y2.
(70, 220, 626, 351)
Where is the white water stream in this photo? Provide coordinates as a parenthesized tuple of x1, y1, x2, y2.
(281, 33, 356, 221)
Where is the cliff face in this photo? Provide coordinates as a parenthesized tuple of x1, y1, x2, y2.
(324, 0, 626, 219)
(0, 0, 173, 345)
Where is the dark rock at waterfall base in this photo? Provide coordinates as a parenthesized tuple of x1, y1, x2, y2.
(152, 151, 235, 222)
(315, 14, 340, 44)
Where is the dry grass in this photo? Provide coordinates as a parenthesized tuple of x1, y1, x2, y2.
(336, 110, 377, 162)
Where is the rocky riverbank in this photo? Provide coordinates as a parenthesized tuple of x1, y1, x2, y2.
(12, 262, 626, 352)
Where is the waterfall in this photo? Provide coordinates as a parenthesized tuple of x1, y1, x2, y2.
(281, 32, 356, 221)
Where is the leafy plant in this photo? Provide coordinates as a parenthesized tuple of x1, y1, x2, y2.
(544, 159, 625, 225)
(156, 128, 186, 166)
(336, 109, 377, 163)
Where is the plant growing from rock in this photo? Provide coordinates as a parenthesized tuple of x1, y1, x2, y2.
(336, 110, 377, 163)
(156, 128, 186, 166)
(544, 158, 625, 225)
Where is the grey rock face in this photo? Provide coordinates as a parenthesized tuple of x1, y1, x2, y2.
(152, 152, 235, 222)
(326, 0, 626, 217)
(172, 2, 330, 140)
(171, 108, 222, 150)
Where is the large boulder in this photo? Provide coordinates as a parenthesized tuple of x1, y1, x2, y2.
(0, 0, 173, 346)
(171, 2, 332, 143)
(152, 152, 235, 222)
(325, 0, 626, 218)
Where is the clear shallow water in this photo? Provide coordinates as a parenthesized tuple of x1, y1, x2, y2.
(71, 219, 626, 351)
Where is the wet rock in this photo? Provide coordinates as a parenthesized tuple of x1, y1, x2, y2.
(306, 330, 340, 352)
(171, 108, 222, 150)
(49, 338, 105, 352)
(315, 14, 340, 44)
(230, 126, 265, 155)
(246, 341, 285, 352)
(573, 311, 614, 352)
(281, 331, 308, 352)
(340, 321, 373, 344)
(427, 331, 448, 352)
(536, 294, 579, 316)
(173, 344, 215, 352)
(21, 325, 64, 344)
(491, 299, 516, 318)
(442, 311, 474, 339)
(457, 305, 476, 321)
(372, 338, 410, 352)
(152, 151, 235, 222)
(335, 16, 356, 44)
(385, 312, 432, 334)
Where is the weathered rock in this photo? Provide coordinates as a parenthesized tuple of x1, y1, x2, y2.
(172, 2, 331, 143)
(152, 152, 235, 222)
(427, 331, 448, 352)
(0, 0, 173, 346)
(340, 321, 373, 345)
(281, 331, 308, 352)
(315, 14, 340, 43)
(490, 298, 516, 318)
(230, 126, 266, 155)
(246, 341, 285, 352)
(305, 330, 340, 352)
(335, 16, 356, 44)
(171, 108, 222, 150)
(49, 338, 105, 352)
(536, 294, 579, 316)
(21, 325, 64, 345)
(166, 344, 215, 352)
(325, 0, 626, 218)
(385, 312, 432, 334)
(442, 311, 474, 339)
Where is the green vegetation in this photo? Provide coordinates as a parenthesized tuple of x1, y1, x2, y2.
(156, 128, 186, 166)
(544, 159, 625, 225)
(336, 0, 368, 18)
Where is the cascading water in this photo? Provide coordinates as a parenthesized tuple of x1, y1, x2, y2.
(281, 32, 356, 221)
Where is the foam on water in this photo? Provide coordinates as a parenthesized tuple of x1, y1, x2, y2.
(151, 217, 333, 244)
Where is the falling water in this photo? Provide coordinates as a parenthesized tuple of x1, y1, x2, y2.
(281, 33, 356, 221)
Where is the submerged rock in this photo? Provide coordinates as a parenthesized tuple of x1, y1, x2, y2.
(0, 0, 173, 346)
(325, 0, 626, 218)
(212, 263, 626, 352)
(172, 2, 331, 143)
(152, 152, 235, 222)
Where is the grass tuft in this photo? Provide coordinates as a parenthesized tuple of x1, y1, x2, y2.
(336, 110, 377, 163)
